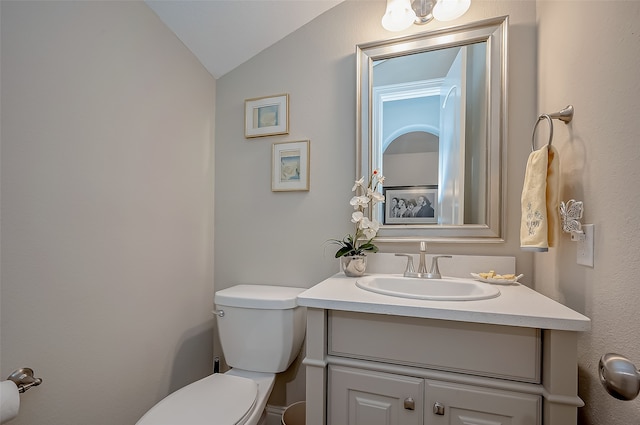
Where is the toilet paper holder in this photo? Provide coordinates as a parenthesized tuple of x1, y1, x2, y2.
(6, 368, 42, 393)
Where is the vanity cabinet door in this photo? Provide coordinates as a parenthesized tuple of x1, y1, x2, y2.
(425, 380, 541, 425)
(329, 365, 424, 425)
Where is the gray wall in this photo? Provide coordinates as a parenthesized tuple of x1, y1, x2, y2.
(215, 0, 537, 408)
(0, 2, 216, 424)
(215, 0, 536, 287)
(535, 1, 640, 423)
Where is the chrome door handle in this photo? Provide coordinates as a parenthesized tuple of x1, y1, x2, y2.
(433, 401, 445, 415)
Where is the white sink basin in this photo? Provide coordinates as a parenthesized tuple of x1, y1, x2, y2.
(355, 275, 500, 301)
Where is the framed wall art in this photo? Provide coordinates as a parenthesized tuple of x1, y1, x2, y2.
(272, 140, 310, 192)
(245, 94, 289, 138)
(383, 185, 438, 224)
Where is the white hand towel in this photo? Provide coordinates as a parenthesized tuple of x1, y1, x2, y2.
(520, 145, 559, 251)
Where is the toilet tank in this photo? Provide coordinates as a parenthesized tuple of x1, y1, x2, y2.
(214, 285, 307, 373)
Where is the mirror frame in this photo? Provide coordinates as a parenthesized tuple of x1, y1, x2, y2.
(356, 16, 508, 243)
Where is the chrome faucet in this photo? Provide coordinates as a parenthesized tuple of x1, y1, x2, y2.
(424, 255, 452, 279)
(395, 253, 418, 277)
(417, 241, 428, 275)
(395, 242, 451, 279)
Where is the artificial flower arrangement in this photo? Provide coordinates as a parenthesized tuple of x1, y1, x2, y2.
(331, 170, 385, 258)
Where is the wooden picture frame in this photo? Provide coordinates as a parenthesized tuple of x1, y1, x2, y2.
(272, 140, 310, 192)
(245, 94, 289, 138)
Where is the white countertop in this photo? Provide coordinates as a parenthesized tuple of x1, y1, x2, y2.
(297, 273, 591, 332)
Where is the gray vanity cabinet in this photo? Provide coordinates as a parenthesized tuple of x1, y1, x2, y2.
(305, 308, 580, 425)
(300, 272, 589, 425)
(329, 364, 540, 425)
(329, 365, 424, 425)
(424, 380, 540, 425)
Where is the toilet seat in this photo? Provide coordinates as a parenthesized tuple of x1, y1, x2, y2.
(136, 374, 258, 425)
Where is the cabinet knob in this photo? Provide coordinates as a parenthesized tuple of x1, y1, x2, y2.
(403, 397, 415, 410)
(433, 401, 445, 415)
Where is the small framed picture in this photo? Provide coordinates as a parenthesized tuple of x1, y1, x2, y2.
(383, 185, 438, 224)
(272, 140, 310, 192)
(245, 94, 289, 138)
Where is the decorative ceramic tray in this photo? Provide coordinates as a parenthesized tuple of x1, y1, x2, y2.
(470, 273, 524, 285)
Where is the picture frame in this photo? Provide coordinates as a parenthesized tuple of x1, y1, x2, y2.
(383, 185, 438, 224)
(245, 94, 289, 138)
(272, 140, 310, 192)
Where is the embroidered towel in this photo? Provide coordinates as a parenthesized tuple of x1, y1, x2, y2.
(520, 145, 559, 251)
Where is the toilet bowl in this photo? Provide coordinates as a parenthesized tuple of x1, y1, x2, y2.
(135, 369, 274, 425)
(136, 285, 307, 425)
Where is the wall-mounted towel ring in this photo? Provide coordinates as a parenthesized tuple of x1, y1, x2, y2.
(531, 114, 554, 151)
(531, 105, 575, 151)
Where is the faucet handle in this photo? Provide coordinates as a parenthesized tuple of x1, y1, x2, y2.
(427, 255, 452, 279)
(395, 254, 417, 277)
(419, 241, 427, 252)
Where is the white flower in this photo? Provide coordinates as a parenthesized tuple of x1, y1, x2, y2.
(362, 228, 376, 240)
(351, 211, 364, 223)
(351, 176, 365, 192)
(371, 170, 384, 186)
(350, 195, 369, 209)
(333, 169, 384, 258)
(367, 188, 385, 204)
(359, 218, 380, 240)
(360, 218, 380, 232)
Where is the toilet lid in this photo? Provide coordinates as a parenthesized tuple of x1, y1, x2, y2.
(136, 374, 258, 425)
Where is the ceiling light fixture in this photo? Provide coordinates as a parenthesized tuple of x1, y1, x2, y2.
(382, 0, 471, 32)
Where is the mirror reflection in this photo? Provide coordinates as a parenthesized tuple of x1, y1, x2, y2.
(373, 42, 487, 226)
(357, 16, 508, 241)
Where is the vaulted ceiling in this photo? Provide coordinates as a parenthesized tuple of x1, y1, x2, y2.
(145, 0, 344, 79)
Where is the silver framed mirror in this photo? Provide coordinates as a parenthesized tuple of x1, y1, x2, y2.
(357, 16, 508, 243)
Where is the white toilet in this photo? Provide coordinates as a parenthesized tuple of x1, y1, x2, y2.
(136, 284, 307, 425)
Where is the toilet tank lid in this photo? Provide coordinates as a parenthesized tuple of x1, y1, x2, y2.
(215, 285, 306, 309)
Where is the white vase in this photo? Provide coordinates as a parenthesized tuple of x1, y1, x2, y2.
(341, 255, 367, 277)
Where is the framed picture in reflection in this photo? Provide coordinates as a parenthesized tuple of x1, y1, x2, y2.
(383, 185, 438, 224)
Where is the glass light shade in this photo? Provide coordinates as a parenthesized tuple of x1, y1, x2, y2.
(432, 0, 471, 21)
(381, 0, 416, 32)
